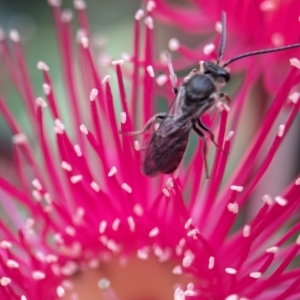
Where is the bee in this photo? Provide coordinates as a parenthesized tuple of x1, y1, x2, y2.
(121, 12, 300, 177)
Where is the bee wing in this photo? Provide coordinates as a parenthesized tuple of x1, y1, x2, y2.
(140, 89, 191, 176)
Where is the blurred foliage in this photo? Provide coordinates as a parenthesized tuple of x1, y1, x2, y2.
(0, 0, 140, 137)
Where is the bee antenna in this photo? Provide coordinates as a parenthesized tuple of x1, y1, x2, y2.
(223, 43, 300, 67)
(216, 12, 227, 65)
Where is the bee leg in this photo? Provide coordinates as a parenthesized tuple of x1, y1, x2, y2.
(119, 113, 166, 136)
(218, 93, 231, 107)
(192, 123, 210, 179)
(196, 120, 228, 155)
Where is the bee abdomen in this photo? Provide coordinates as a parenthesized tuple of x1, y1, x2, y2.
(143, 128, 190, 175)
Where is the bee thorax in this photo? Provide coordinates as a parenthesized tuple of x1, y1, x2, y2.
(185, 75, 215, 103)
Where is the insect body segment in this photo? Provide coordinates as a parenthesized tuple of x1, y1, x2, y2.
(120, 11, 300, 177)
(121, 65, 228, 177)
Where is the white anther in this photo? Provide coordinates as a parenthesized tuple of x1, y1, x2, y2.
(134, 140, 140, 151)
(225, 295, 238, 300)
(225, 130, 234, 141)
(80, 36, 89, 48)
(111, 59, 124, 66)
(108, 166, 117, 177)
(243, 225, 251, 237)
(120, 112, 127, 124)
(147, 1, 156, 12)
(74, 0, 86, 10)
(203, 43, 215, 56)
(260, 0, 276, 11)
(112, 218, 120, 231)
(156, 74, 168, 86)
(6, 259, 19, 268)
(146, 65, 155, 77)
(266, 246, 278, 253)
(137, 248, 149, 260)
(32, 190, 42, 201)
(45, 254, 58, 263)
(61, 9, 73, 23)
(25, 218, 34, 228)
(32, 271, 46, 280)
(289, 91, 300, 104)
(127, 216, 135, 232)
(0, 241, 12, 249)
(208, 256, 215, 269)
(135, 9, 144, 21)
(121, 52, 131, 61)
(98, 278, 110, 290)
(149, 227, 159, 237)
(182, 255, 193, 268)
(0, 277, 11, 286)
(174, 287, 185, 300)
(47, 0, 62, 7)
(42, 83, 51, 95)
(165, 177, 174, 189)
(65, 226, 76, 236)
(262, 194, 273, 205)
(184, 290, 195, 296)
(133, 204, 144, 216)
(187, 228, 198, 237)
(162, 188, 170, 197)
(74, 144, 82, 157)
(249, 272, 262, 279)
(61, 161, 72, 172)
(225, 268, 237, 275)
(9, 29, 20, 42)
(271, 33, 284, 47)
(172, 265, 182, 275)
(37, 61, 50, 72)
(12, 133, 27, 144)
(296, 234, 300, 245)
(227, 202, 239, 214)
(184, 218, 192, 229)
(290, 58, 300, 69)
(87, 258, 100, 269)
(99, 220, 107, 234)
(32, 179, 42, 191)
(277, 125, 285, 137)
(102, 75, 111, 84)
(56, 285, 66, 297)
(79, 124, 88, 135)
(70, 175, 83, 184)
(54, 119, 65, 131)
(230, 185, 244, 192)
(89, 88, 98, 101)
(275, 196, 288, 206)
(90, 181, 100, 192)
(169, 38, 180, 51)
(122, 183, 132, 193)
(145, 16, 154, 29)
(35, 97, 48, 107)
(215, 21, 222, 33)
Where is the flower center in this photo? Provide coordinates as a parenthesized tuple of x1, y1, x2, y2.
(60, 254, 192, 300)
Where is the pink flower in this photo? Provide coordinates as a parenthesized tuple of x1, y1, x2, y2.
(0, 1, 300, 299)
(154, 0, 300, 94)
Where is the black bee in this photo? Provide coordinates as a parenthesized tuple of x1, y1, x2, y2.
(121, 12, 300, 177)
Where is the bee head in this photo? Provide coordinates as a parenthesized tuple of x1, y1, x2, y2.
(203, 61, 230, 87)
